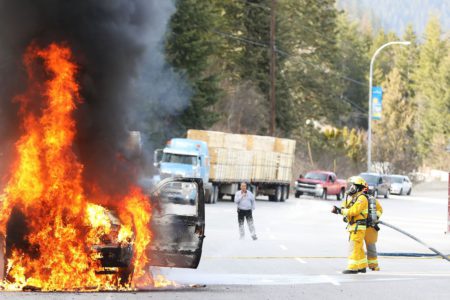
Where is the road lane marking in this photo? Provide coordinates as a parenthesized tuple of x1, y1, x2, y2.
(295, 258, 306, 264)
(320, 275, 340, 286)
(279, 245, 288, 250)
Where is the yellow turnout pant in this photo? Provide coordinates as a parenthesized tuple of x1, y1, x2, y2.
(347, 230, 368, 270)
(365, 227, 379, 269)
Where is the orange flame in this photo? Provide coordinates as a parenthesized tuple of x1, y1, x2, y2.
(0, 43, 158, 291)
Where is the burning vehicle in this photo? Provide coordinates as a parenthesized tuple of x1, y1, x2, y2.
(0, 177, 205, 288)
(0, 43, 205, 291)
(92, 177, 206, 284)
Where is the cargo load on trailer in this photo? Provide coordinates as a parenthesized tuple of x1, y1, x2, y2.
(186, 130, 296, 203)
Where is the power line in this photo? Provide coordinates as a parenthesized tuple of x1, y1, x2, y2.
(212, 29, 367, 87)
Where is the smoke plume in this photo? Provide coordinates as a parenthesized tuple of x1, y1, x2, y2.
(0, 0, 188, 193)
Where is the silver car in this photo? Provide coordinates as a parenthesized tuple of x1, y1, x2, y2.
(388, 175, 412, 195)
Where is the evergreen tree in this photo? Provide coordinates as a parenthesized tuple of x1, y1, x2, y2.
(414, 16, 448, 164)
(373, 68, 418, 173)
(166, 0, 222, 132)
(335, 14, 371, 128)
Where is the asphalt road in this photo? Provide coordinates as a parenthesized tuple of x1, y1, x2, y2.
(2, 181, 450, 299)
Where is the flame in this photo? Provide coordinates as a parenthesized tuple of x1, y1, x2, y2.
(153, 275, 178, 288)
(0, 43, 166, 291)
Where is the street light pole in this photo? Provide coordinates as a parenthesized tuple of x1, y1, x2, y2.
(367, 41, 410, 172)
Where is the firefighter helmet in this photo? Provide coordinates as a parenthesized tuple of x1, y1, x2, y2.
(347, 176, 367, 195)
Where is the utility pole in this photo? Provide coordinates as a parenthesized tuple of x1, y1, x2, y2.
(269, 0, 276, 136)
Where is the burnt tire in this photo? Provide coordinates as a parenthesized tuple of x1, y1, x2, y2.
(118, 264, 134, 286)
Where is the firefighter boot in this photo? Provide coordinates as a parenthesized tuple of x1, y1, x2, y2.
(342, 269, 358, 274)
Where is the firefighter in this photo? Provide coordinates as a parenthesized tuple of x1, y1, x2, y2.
(331, 176, 369, 274)
(364, 182, 383, 271)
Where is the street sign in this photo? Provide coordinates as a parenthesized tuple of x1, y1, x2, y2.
(372, 86, 383, 120)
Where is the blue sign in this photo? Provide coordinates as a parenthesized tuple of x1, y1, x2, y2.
(372, 86, 383, 120)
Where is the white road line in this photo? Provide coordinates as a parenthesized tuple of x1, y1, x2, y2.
(320, 275, 341, 286)
(279, 245, 288, 251)
(295, 258, 307, 264)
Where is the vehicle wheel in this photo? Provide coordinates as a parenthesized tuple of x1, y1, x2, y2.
(407, 188, 412, 196)
(118, 263, 134, 286)
(275, 185, 282, 202)
(336, 189, 345, 201)
(230, 194, 235, 202)
(373, 190, 378, 198)
(295, 191, 301, 198)
(204, 189, 212, 204)
(268, 195, 275, 201)
(384, 189, 390, 199)
(282, 185, 289, 201)
(212, 185, 219, 204)
(321, 189, 327, 200)
(399, 188, 403, 195)
(219, 193, 224, 200)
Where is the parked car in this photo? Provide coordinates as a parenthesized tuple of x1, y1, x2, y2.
(294, 170, 347, 200)
(388, 175, 412, 195)
(359, 172, 391, 198)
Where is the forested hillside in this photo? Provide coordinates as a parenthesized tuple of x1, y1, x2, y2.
(337, 0, 449, 37)
(159, 0, 449, 177)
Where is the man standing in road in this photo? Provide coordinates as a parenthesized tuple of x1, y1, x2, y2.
(235, 182, 257, 240)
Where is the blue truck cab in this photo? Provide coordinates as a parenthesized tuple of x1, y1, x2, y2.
(154, 138, 212, 201)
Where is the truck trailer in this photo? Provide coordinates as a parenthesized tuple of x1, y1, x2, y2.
(154, 130, 296, 203)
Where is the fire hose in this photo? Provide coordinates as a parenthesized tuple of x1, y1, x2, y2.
(377, 220, 450, 262)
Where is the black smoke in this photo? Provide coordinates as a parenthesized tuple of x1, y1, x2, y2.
(0, 0, 189, 193)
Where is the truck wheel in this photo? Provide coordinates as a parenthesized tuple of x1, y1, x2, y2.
(384, 189, 390, 199)
(275, 186, 282, 202)
(268, 195, 276, 202)
(212, 185, 219, 204)
(205, 189, 212, 204)
(295, 191, 301, 198)
(281, 185, 288, 201)
(336, 189, 345, 201)
(321, 189, 327, 200)
(219, 193, 224, 200)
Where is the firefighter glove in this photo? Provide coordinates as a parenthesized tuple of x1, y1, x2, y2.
(331, 205, 341, 214)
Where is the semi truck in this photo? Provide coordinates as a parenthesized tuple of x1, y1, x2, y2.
(154, 130, 296, 203)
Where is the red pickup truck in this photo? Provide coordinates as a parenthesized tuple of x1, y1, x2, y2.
(294, 170, 347, 200)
